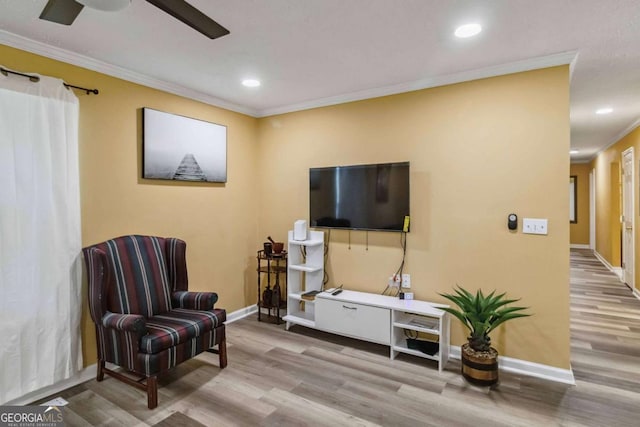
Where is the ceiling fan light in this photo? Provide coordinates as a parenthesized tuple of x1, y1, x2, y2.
(76, 0, 131, 12)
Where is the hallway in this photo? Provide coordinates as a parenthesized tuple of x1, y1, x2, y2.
(569, 249, 640, 420)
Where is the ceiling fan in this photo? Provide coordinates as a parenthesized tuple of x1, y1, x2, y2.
(39, 0, 230, 40)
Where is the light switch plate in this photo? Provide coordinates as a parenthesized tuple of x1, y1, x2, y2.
(523, 218, 548, 235)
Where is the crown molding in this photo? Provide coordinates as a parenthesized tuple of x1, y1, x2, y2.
(257, 50, 578, 117)
(589, 116, 640, 162)
(0, 30, 258, 117)
(1, 30, 577, 120)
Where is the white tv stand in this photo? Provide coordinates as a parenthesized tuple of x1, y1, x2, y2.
(284, 287, 451, 372)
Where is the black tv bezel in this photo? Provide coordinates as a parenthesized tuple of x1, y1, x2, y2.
(309, 161, 410, 233)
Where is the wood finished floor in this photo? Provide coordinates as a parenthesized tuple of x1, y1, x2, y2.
(42, 249, 640, 426)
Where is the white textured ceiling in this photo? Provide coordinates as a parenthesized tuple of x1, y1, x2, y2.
(1, 0, 640, 161)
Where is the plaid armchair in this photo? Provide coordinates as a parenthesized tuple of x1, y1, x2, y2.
(83, 235, 227, 409)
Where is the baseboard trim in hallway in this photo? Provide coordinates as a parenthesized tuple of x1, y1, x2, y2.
(593, 249, 624, 281)
(569, 244, 590, 249)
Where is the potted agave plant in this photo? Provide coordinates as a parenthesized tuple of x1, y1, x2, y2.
(439, 286, 531, 386)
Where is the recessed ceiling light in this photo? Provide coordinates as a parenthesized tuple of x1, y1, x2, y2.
(596, 107, 613, 115)
(242, 79, 261, 88)
(455, 23, 482, 38)
(570, 150, 579, 154)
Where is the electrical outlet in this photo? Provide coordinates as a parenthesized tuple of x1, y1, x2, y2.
(401, 273, 411, 288)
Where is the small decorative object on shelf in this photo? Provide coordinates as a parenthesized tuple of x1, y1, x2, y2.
(301, 290, 321, 301)
(257, 248, 287, 324)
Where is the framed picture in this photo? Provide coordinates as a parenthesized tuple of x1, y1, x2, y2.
(570, 175, 577, 223)
(143, 108, 227, 182)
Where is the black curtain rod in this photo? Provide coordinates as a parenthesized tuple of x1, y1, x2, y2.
(1, 67, 99, 95)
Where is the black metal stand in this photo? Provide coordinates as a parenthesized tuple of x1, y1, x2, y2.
(257, 250, 287, 324)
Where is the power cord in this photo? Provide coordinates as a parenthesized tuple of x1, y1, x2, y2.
(382, 231, 407, 296)
(323, 229, 331, 287)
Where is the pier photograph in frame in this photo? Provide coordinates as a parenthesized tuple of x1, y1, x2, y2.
(143, 108, 227, 182)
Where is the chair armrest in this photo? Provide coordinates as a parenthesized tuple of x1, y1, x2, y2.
(172, 291, 218, 311)
(102, 312, 147, 336)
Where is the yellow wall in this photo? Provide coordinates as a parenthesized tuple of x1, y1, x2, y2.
(591, 126, 640, 292)
(0, 44, 260, 366)
(257, 67, 571, 368)
(570, 163, 591, 245)
(2, 43, 572, 370)
(592, 151, 622, 267)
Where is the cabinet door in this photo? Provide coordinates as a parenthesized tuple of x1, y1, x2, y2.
(316, 298, 390, 344)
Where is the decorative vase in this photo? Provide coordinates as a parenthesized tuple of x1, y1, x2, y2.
(460, 343, 499, 386)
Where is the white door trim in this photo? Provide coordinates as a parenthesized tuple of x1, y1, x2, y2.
(590, 169, 596, 250)
(621, 147, 635, 289)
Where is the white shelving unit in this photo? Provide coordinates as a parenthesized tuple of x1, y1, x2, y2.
(391, 307, 450, 371)
(283, 230, 324, 330)
(287, 286, 451, 372)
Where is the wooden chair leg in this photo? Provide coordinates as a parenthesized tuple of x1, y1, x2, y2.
(219, 338, 228, 369)
(147, 376, 158, 409)
(97, 360, 105, 382)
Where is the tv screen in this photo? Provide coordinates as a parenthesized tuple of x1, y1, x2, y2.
(309, 162, 410, 232)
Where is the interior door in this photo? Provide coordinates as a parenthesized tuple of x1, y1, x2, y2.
(622, 148, 634, 287)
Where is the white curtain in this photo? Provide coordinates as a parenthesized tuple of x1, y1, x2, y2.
(0, 68, 82, 404)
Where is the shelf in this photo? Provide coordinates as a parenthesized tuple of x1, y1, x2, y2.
(288, 291, 318, 303)
(257, 266, 287, 273)
(289, 238, 324, 247)
(257, 252, 287, 260)
(283, 312, 315, 328)
(392, 343, 439, 361)
(258, 301, 286, 310)
(393, 313, 440, 335)
(289, 263, 322, 273)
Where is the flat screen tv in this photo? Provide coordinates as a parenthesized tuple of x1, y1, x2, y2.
(309, 162, 410, 232)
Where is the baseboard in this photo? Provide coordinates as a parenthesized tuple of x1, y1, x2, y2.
(570, 244, 590, 249)
(593, 250, 624, 281)
(228, 305, 576, 385)
(632, 287, 640, 301)
(593, 250, 614, 271)
(612, 267, 623, 280)
(449, 346, 575, 385)
(225, 304, 258, 324)
(3, 364, 97, 406)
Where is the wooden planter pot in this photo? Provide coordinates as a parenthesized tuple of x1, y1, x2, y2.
(461, 343, 499, 386)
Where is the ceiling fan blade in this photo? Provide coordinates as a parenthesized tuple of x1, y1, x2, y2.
(39, 0, 84, 25)
(145, 0, 229, 39)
